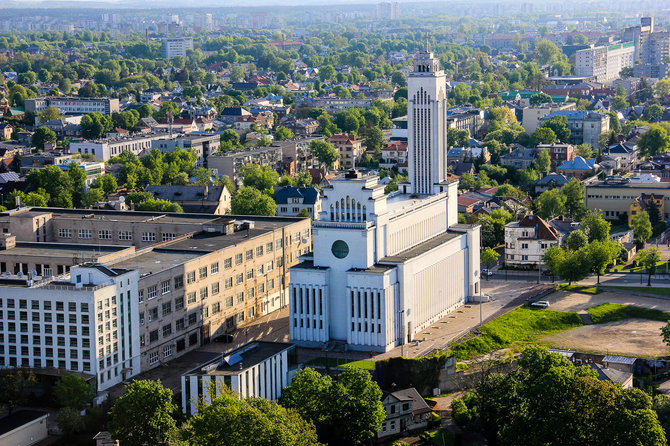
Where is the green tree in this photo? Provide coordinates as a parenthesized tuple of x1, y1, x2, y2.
(53, 372, 94, 409)
(109, 380, 177, 446)
(529, 92, 552, 107)
(81, 112, 113, 139)
(541, 115, 571, 143)
(532, 127, 557, 146)
(231, 187, 277, 216)
(67, 161, 87, 207)
(564, 229, 588, 251)
(155, 101, 180, 122)
(632, 211, 653, 243)
(38, 106, 63, 124)
(138, 104, 154, 118)
(534, 40, 561, 65)
(638, 247, 662, 286)
(557, 247, 591, 285)
(181, 388, 320, 446)
(281, 367, 385, 446)
(643, 104, 665, 122)
(562, 178, 586, 219)
(240, 164, 279, 193)
(534, 148, 551, 176)
(90, 174, 118, 196)
(31, 126, 57, 150)
(38, 68, 52, 83)
(535, 189, 566, 219)
(275, 126, 295, 140)
(0, 370, 37, 414)
(581, 210, 611, 242)
(587, 239, 621, 284)
(55, 407, 86, 436)
(481, 247, 499, 280)
(134, 199, 183, 213)
(309, 140, 340, 169)
(542, 245, 566, 278)
(638, 125, 670, 158)
(82, 188, 105, 207)
(230, 66, 246, 83)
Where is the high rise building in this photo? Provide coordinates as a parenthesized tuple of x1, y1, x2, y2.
(575, 42, 635, 83)
(624, 17, 670, 79)
(161, 37, 193, 59)
(377, 2, 400, 20)
(288, 50, 480, 353)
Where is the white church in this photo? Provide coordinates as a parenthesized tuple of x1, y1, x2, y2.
(289, 50, 481, 353)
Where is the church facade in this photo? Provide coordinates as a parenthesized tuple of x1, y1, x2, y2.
(288, 50, 481, 352)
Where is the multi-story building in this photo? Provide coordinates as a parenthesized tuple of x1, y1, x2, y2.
(0, 259, 141, 391)
(181, 341, 295, 415)
(69, 132, 169, 161)
(521, 102, 577, 134)
(504, 215, 564, 269)
(575, 42, 635, 83)
(624, 17, 669, 66)
(24, 97, 120, 116)
(161, 37, 194, 59)
(326, 133, 363, 170)
(272, 137, 321, 174)
(145, 185, 231, 215)
(539, 111, 609, 150)
(377, 1, 399, 20)
(585, 179, 670, 222)
(0, 207, 311, 375)
(288, 50, 480, 353)
(380, 141, 408, 170)
(446, 107, 484, 136)
(151, 134, 220, 167)
(310, 97, 374, 113)
(207, 146, 283, 184)
(537, 143, 575, 171)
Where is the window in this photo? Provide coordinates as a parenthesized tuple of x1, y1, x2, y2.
(211, 282, 220, 295)
(163, 344, 174, 358)
(257, 283, 265, 294)
(162, 324, 172, 337)
(199, 267, 207, 279)
(78, 229, 91, 239)
(247, 307, 255, 318)
(246, 270, 254, 280)
(236, 292, 244, 303)
(149, 330, 159, 342)
(162, 302, 172, 316)
(246, 288, 254, 299)
(174, 276, 184, 289)
(58, 228, 72, 238)
(149, 351, 159, 364)
(175, 296, 184, 310)
(188, 313, 197, 325)
(162, 233, 176, 242)
(212, 303, 221, 314)
(161, 280, 170, 295)
(187, 271, 196, 284)
(142, 232, 156, 242)
(176, 318, 185, 331)
(268, 278, 274, 289)
(138, 290, 144, 303)
(139, 312, 145, 325)
(187, 292, 196, 304)
(226, 296, 233, 307)
(98, 230, 112, 240)
(225, 277, 233, 289)
(236, 273, 244, 285)
(148, 285, 158, 299)
(224, 258, 232, 269)
(236, 312, 244, 323)
(235, 254, 243, 265)
(257, 265, 264, 275)
(246, 250, 254, 261)
(148, 307, 158, 322)
(256, 246, 264, 256)
(211, 262, 219, 274)
(267, 261, 274, 272)
(199, 287, 208, 300)
(266, 242, 273, 253)
(118, 231, 132, 241)
(276, 239, 283, 249)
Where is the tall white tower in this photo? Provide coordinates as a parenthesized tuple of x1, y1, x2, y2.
(407, 49, 448, 195)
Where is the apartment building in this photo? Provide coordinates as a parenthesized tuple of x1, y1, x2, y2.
(0, 207, 311, 374)
(326, 133, 363, 169)
(521, 102, 577, 134)
(69, 132, 169, 161)
(575, 42, 635, 83)
(0, 261, 141, 391)
(504, 215, 562, 269)
(25, 97, 120, 116)
(151, 134, 220, 167)
(207, 146, 283, 184)
(272, 137, 321, 174)
(446, 107, 484, 136)
(310, 97, 374, 113)
(539, 111, 609, 150)
(537, 143, 575, 171)
(624, 17, 670, 66)
(162, 37, 194, 59)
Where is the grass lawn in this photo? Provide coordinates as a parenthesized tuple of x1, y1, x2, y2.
(448, 307, 582, 361)
(586, 303, 670, 324)
(603, 286, 670, 298)
(305, 357, 375, 370)
(558, 284, 602, 295)
(422, 429, 456, 446)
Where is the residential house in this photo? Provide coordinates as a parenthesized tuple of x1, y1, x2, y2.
(275, 187, 321, 218)
(378, 388, 432, 440)
(326, 133, 363, 170)
(600, 142, 637, 173)
(504, 214, 562, 269)
(457, 196, 482, 214)
(556, 156, 598, 179)
(207, 146, 283, 184)
(0, 123, 13, 140)
(533, 173, 570, 194)
(501, 147, 537, 169)
(220, 106, 252, 125)
(446, 147, 490, 165)
(283, 118, 319, 136)
(145, 185, 231, 214)
(380, 141, 408, 170)
(628, 193, 664, 226)
(452, 161, 475, 177)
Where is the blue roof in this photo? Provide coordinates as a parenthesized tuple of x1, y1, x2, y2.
(533, 173, 569, 186)
(557, 156, 596, 170)
(275, 187, 319, 205)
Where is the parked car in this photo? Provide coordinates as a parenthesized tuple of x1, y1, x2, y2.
(531, 300, 550, 309)
(482, 268, 494, 276)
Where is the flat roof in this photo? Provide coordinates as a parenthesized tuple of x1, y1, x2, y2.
(3, 242, 128, 259)
(0, 410, 48, 436)
(586, 182, 670, 189)
(184, 342, 294, 376)
(380, 231, 460, 263)
(109, 249, 202, 275)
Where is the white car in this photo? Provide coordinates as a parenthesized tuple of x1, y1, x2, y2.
(531, 300, 550, 309)
(482, 269, 494, 276)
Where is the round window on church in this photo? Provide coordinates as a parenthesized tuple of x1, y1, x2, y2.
(331, 240, 349, 259)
